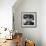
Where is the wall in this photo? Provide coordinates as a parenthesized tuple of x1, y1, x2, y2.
(0, 0, 16, 30)
(0, 0, 17, 39)
(13, 0, 46, 46)
(41, 0, 46, 46)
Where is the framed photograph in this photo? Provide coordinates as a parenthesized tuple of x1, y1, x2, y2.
(21, 12, 37, 28)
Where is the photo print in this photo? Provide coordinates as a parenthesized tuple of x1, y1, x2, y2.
(21, 12, 37, 28)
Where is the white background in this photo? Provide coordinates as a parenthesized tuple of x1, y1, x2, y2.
(0, 0, 46, 46)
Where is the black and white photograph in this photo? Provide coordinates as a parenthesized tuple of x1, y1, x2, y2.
(21, 12, 37, 28)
